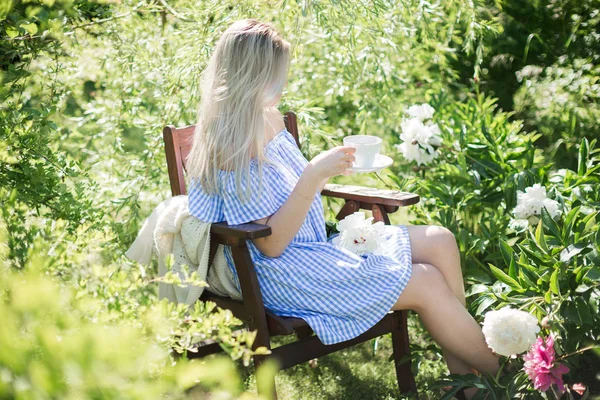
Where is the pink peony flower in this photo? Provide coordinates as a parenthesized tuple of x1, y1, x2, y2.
(523, 335, 570, 394)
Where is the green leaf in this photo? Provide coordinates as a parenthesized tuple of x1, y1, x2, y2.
(518, 269, 537, 289)
(518, 242, 552, 266)
(575, 297, 593, 326)
(440, 386, 462, 400)
(577, 137, 589, 176)
(469, 268, 495, 284)
(488, 263, 523, 290)
(475, 296, 496, 315)
(544, 290, 552, 304)
(508, 255, 517, 280)
(562, 302, 582, 325)
(481, 124, 497, 148)
(541, 207, 562, 242)
(586, 266, 600, 280)
(499, 240, 514, 266)
(465, 284, 489, 297)
(559, 244, 585, 263)
(550, 269, 560, 295)
(20, 22, 38, 35)
(562, 206, 580, 240)
(535, 220, 548, 252)
(516, 253, 542, 279)
(504, 184, 516, 209)
(0, 0, 13, 21)
(6, 26, 18, 38)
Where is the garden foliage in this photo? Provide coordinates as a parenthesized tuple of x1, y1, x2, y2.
(1, 0, 599, 398)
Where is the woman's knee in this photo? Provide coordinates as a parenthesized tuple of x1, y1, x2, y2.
(393, 263, 452, 312)
(428, 225, 458, 251)
(406, 225, 458, 263)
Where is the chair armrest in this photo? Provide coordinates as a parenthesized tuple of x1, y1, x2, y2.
(210, 221, 272, 240)
(321, 183, 420, 207)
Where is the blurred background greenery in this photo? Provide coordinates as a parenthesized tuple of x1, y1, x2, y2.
(1, 0, 599, 398)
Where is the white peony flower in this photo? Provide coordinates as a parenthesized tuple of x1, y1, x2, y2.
(395, 114, 442, 166)
(395, 142, 422, 164)
(395, 142, 438, 166)
(417, 148, 437, 165)
(406, 103, 435, 121)
(332, 212, 388, 256)
(400, 118, 433, 149)
(508, 218, 530, 232)
(513, 184, 561, 223)
(482, 306, 540, 356)
(426, 122, 443, 146)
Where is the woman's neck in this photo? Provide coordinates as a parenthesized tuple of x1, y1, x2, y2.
(264, 106, 285, 142)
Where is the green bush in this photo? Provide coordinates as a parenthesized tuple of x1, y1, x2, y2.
(382, 93, 600, 396)
(513, 59, 600, 169)
(469, 0, 600, 111)
(389, 92, 541, 276)
(0, 235, 263, 400)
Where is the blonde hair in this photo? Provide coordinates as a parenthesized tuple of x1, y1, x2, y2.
(186, 19, 291, 202)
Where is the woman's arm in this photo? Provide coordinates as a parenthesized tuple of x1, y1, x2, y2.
(251, 168, 320, 257)
(318, 178, 328, 192)
(251, 147, 355, 257)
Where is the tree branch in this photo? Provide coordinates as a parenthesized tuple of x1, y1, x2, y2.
(156, 0, 194, 22)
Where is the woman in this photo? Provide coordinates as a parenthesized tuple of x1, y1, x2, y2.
(186, 19, 500, 399)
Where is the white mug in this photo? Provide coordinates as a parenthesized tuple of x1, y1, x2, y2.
(343, 135, 382, 168)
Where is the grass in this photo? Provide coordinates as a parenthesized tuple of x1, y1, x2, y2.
(238, 312, 600, 400)
(242, 313, 449, 400)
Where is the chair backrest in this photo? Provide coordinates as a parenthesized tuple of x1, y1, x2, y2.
(163, 111, 301, 197)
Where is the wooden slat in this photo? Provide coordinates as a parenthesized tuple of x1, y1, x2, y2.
(335, 200, 361, 221)
(201, 292, 308, 336)
(210, 221, 272, 240)
(392, 310, 417, 393)
(180, 340, 223, 359)
(162, 125, 194, 196)
(271, 312, 397, 370)
(284, 111, 301, 148)
(372, 203, 391, 224)
(322, 183, 420, 207)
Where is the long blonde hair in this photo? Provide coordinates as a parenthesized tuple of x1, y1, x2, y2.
(186, 19, 291, 203)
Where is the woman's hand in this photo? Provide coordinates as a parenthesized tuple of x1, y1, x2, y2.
(305, 146, 356, 183)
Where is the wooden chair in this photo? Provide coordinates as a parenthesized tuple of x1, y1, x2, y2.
(163, 112, 420, 398)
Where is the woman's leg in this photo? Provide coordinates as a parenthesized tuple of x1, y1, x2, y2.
(391, 263, 500, 375)
(406, 225, 466, 306)
(405, 225, 477, 378)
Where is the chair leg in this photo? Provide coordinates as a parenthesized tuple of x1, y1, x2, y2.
(254, 353, 278, 400)
(391, 310, 417, 395)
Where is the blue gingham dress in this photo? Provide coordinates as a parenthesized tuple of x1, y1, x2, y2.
(188, 128, 413, 345)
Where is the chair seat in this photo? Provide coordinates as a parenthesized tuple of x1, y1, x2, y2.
(200, 292, 313, 337)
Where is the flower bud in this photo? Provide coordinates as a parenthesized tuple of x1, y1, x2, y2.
(541, 316, 550, 329)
